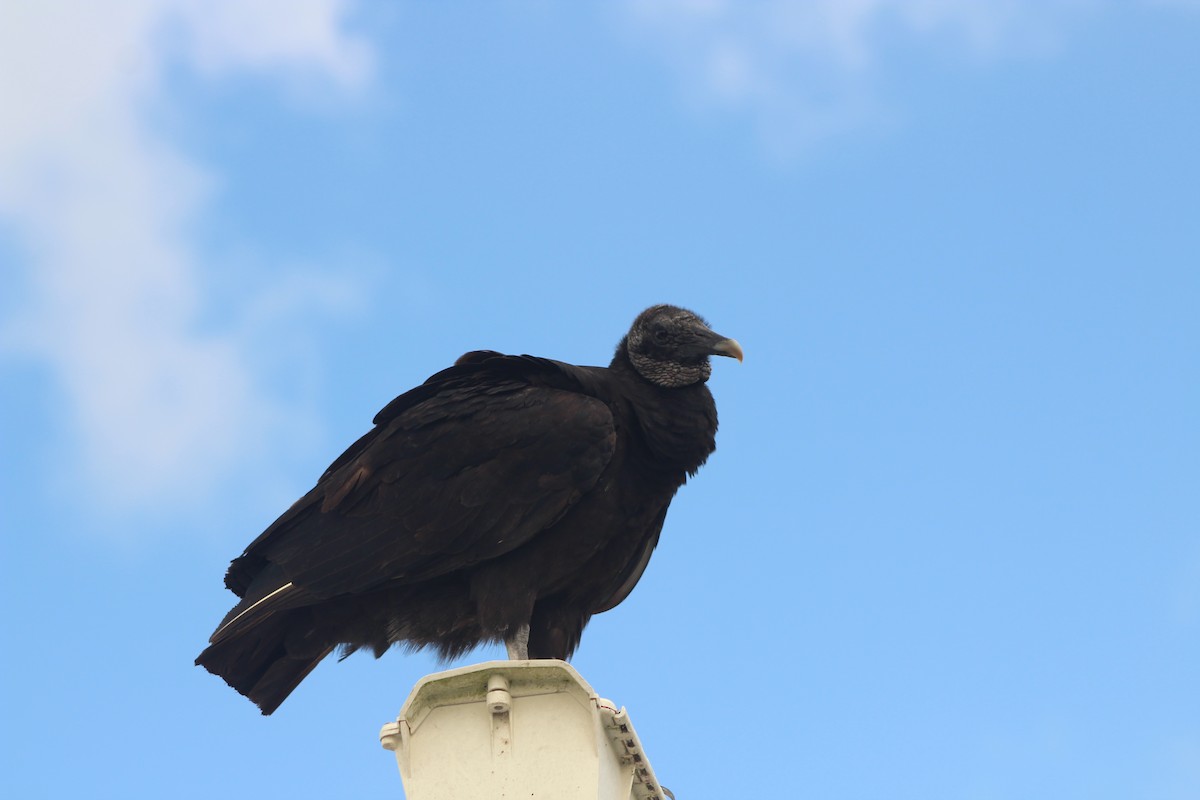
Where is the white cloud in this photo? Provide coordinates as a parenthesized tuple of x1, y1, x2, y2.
(620, 0, 1077, 155)
(0, 0, 372, 513)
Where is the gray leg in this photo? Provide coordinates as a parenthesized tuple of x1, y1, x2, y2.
(504, 623, 530, 660)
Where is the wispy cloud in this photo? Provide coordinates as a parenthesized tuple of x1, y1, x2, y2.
(620, 0, 1083, 155)
(0, 1, 372, 514)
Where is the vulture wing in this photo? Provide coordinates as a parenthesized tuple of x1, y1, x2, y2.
(210, 355, 616, 644)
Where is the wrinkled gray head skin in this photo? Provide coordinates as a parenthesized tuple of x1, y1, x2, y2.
(624, 304, 743, 388)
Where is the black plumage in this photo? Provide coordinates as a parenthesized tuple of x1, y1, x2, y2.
(196, 304, 742, 714)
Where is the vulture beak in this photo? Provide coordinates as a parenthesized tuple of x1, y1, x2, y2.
(707, 334, 744, 362)
(711, 337, 744, 362)
(685, 321, 744, 363)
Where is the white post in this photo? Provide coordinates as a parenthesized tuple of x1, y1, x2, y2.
(380, 660, 670, 800)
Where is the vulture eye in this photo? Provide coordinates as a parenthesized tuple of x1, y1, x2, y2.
(652, 325, 670, 343)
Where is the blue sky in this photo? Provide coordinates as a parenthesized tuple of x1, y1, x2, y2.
(2, 1, 1198, 797)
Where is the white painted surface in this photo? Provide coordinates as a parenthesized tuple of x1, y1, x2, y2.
(380, 660, 668, 800)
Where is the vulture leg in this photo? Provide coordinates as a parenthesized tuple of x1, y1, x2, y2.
(504, 623, 530, 660)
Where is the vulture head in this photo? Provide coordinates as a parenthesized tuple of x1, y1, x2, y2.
(623, 304, 743, 388)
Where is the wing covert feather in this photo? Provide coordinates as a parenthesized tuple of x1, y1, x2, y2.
(252, 380, 615, 599)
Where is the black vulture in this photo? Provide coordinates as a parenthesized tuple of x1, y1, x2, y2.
(196, 304, 742, 714)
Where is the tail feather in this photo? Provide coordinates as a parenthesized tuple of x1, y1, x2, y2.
(195, 613, 333, 715)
